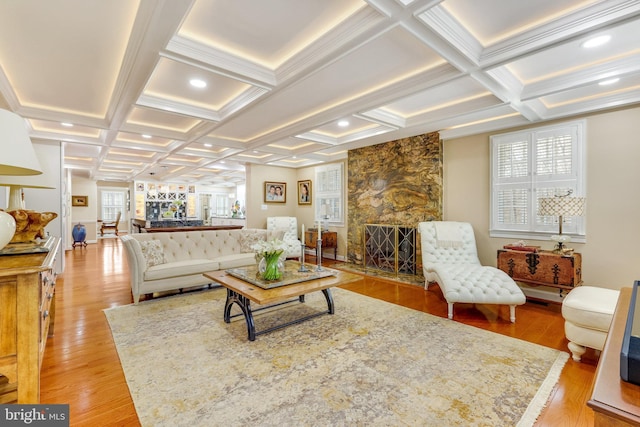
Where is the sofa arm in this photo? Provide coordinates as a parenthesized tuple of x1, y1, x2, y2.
(121, 235, 146, 303)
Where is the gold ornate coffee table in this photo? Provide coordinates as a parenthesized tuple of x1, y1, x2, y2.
(203, 262, 362, 341)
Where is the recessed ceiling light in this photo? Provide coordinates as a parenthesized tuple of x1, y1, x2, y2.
(204, 143, 212, 148)
(190, 78, 207, 88)
(141, 134, 152, 139)
(582, 35, 611, 49)
(599, 77, 620, 86)
(338, 120, 349, 127)
(61, 122, 73, 127)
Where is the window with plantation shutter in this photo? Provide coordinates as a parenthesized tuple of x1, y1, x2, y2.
(490, 120, 586, 241)
(101, 189, 126, 222)
(315, 162, 344, 226)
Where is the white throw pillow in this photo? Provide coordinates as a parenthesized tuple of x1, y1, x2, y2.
(139, 240, 166, 269)
(239, 229, 267, 252)
(267, 228, 287, 242)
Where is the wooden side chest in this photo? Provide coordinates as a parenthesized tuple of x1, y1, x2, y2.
(497, 249, 582, 289)
(305, 230, 337, 260)
(0, 237, 60, 403)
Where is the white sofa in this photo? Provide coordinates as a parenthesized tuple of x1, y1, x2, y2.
(121, 228, 268, 304)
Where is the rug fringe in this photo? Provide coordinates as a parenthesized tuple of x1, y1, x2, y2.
(516, 351, 570, 427)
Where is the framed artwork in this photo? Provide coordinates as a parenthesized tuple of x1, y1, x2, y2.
(264, 181, 286, 203)
(72, 195, 88, 207)
(298, 180, 312, 205)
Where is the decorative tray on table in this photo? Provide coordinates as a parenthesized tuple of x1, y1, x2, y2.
(226, 261, 337, 290)
(0, 236, 56, 256)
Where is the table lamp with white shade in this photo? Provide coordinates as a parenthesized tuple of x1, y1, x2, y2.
(0, 148, 55, 211)
(0, 109, 44, 249)
(538, 191, 586, 253)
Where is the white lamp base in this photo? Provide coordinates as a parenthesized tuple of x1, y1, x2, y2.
(550, 234, 572, 253)
(7, 185, 25, 211)
(0, 211, 17, 250)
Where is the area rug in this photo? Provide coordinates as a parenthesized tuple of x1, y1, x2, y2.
(104, 288, 568, 427)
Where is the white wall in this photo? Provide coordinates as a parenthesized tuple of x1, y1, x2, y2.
(23, 142, 65, 273)
(443, 106, 640, 290)
(245, 164, 299, 228)
(71, 176, 98, 242)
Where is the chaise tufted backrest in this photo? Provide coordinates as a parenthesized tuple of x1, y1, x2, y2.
(418, 221, 481, 268)
(131, 229, 248, 263)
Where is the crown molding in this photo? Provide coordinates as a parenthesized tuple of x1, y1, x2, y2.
(520, 54, 640, 100)
(480, 0, 640, 67)
(166, 36, 277, 87)
(136, 94, 220, 122)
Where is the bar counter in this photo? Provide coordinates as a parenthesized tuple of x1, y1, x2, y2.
(142, 225, 243, 233)
(131, 218, 244, 233)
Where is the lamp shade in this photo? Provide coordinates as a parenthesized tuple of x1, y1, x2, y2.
(0, 147, 56, 210)
(538, 197, 586, 217)
(0, 109, 43, 176)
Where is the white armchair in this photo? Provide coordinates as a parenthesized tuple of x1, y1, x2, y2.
(418, 221, 526, 322)
(266, 216, 301, 258)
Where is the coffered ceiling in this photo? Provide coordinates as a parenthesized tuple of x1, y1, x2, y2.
(0, 0, 639, 186)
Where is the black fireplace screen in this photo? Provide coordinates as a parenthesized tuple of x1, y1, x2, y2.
(364, 224, 416, 274)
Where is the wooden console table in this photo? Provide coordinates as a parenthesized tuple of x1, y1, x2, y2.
(497, 249, 582, 290)
(588, 287, 640, 426)
(305, 229, 337, 261)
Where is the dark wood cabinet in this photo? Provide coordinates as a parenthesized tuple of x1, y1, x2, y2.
(305, 230, 337, 260)
(497, 249, 582, 290)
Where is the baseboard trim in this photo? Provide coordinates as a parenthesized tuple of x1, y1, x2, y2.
(519, 283, 566, 303)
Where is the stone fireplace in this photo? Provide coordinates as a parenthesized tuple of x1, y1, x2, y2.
(347, 132, 442, 270)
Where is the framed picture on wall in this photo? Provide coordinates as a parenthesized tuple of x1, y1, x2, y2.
(72, 195, 88, 207)
(298, 180, 311, 205)
(264, 181, 286, 203)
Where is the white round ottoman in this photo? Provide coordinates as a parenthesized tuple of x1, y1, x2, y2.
(561, 286, 620, 361)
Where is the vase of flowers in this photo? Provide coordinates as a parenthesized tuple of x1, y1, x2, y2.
(252, 239, 287, 281)
(231, 200, 241, 218)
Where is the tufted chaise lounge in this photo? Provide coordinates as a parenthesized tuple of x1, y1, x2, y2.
(418, 221, 526, 322)
(121, 229, 268, 304)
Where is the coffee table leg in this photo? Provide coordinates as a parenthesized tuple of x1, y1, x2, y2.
(224, 289, 256, 341)
(322, 288, 334, 314)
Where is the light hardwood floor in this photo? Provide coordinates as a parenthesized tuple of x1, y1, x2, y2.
(40, 238, 598, 426)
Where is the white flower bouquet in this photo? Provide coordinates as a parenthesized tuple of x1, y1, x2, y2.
(251, 239, 287, 280)
(251, 238, 287, 259)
